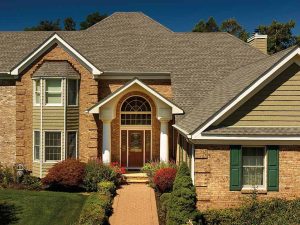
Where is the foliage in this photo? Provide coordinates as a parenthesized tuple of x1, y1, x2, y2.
(201, 198, 300, 225)
(220, 18, 249, 41)
(193, 17, 219, 32)
(154, 168, 177, 193)
(167, 163, 197, 225)
(0, 189, 87, 225)
(64, 17, 76, 31)
(24, 20, 61, 31)
(21, 175, 42, 191)
(257, 20, 298, 54)
(0, 164, 14, 188)
(0, 200, 20, 224)
(80, 12, 107, 30)
(42, 159, 85, 190)
(83, 160, 123, 192)
(160, 192, 171, 224)
(78, 192, 113, 225)
(97, 181, 116, 196)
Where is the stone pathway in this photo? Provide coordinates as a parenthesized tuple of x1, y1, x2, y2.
(109, 184, 159, 225)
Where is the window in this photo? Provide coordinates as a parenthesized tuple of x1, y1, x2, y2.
(242, 147, 266, 188)
(121, 96, 151, 125)
(33, 131, 40, 161)
(68, 80, 78, 106)
(45, 132, 61, 161)
(45, 79, 62, 105)
(34, 80, 41, 105)
(66, 131, 77, 159)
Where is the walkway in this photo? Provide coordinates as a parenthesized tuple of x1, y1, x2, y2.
(109, 184, 159, 225)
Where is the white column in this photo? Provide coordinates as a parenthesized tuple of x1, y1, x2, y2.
(102, 120, 111, 164)
(160, 119, 170, 162)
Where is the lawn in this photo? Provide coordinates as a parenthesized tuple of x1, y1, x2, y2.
(0, 189, 88, 225)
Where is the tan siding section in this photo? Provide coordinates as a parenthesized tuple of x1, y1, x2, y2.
(221, 63, 300, 127)
(66, 106, 79, 130)
(33, 107, 41, 129)
(32, 162, 40, 177)
(42, 107, 64, 129)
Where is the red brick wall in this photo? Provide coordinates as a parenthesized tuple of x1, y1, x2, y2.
(0, 80, 16, 166)
(195, 145, 300, 211)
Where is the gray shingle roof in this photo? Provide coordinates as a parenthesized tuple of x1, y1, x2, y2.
(33, 61, 80, 78)
(0, 12, 286, 135)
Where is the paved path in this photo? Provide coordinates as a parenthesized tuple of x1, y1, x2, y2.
(109, 184, 159, 225)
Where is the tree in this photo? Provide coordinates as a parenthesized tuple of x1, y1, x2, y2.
(80, 12, 107, 30)
(193, 17, 219, 32)
(64, 17, 76, 31)
(257, 20, 297, 54)
(24, 20, 61, 31)
(220, 18, 249, 41)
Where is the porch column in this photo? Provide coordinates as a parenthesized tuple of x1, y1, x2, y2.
(102, 119, 111, 164)
(160, 119, 170, 162)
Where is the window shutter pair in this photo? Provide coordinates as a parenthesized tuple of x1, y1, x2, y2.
(229, 145, 279, 191)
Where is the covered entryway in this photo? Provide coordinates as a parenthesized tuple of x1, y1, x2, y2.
(87, 78, 184, 168)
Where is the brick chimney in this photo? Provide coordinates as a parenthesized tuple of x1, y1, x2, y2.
(247, 32, 268, 54)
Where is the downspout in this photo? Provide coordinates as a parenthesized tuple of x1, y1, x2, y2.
(191, 144, 195, 185)
(63, 79, 66, 161)
(39, 79, 43, 178)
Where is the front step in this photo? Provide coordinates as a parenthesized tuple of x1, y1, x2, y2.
(122, 173, 149, 184)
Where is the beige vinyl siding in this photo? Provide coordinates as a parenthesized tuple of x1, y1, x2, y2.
(42, 107, 64, 129)
(66, 106, 79, 130)
(33, 107, 41, 129)
(42, 163, 56, 177)
(221, 63, 300, 127)
(32, 162, 40, 177)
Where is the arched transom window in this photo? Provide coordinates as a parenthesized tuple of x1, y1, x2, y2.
(121, 96, 151, 125)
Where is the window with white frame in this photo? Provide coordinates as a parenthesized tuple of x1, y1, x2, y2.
(242, 147, 266, 188)
(68, 79, 78, 106)
(45, 132, 61, 161)
(45, 79, 62, 105)
(33, 131, 40, 161)
(66, 131, 77, 159)
(34, 80, 41, 105)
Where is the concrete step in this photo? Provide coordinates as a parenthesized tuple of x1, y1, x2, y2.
(122, 173, 149, 184)
(126, 179, 149, 184)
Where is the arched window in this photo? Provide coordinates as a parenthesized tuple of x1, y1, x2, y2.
(121, 96, 151, 125)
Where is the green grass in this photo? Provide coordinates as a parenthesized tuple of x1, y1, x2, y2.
(0, 189, 88, 225)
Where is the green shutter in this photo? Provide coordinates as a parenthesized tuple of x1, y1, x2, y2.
(230, 145, 242, 191)
(267, 146, 279, 191)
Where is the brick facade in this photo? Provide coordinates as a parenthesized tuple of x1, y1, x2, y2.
(195, 145, 300, 211)
(0, 80, 16, 166)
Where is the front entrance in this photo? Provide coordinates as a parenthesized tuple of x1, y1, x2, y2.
(120, 129, 152, 168)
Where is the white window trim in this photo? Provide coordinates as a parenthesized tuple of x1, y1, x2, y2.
(67, 79, 79, 107)
(44, 130, 63, 163)
(45, 79, 63, 106)
(33, 80, 41, 106)
(66, 130, 78, 159)
(241, 146, 267, 191)
(33, 130, 40, 162)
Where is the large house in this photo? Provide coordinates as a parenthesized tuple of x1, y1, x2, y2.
(1, 12, 300, 210)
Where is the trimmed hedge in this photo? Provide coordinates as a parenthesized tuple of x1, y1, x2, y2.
(97, 181, 116, 196)
(201, 198, 300, 225)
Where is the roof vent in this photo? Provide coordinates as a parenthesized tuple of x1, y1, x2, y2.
(247, 31, 268, 55)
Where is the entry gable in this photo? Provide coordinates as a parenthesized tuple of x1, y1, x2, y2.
(87, 78, 184, 114)
(10, 33, 102, 77)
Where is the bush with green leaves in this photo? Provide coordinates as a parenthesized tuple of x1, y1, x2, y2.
(83, 160, 117, 192)
(202, 198, 300, 225)
(0, 164, 14, 188)
(167, 162, 197, 225)
(97, 181, 116, 196)
(21, 175, 42, 190)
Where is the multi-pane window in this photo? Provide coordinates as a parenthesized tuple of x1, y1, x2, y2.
(242, 147, 265, 188)
(33, 131, 40, 161)
(66, 131, 77, 159)
(45, 132, 61, 161)
(34, 80, 41, 105)
(45, 79, 62, 105)
(121, 96, 151, 125)
(68, 79, 78, 106)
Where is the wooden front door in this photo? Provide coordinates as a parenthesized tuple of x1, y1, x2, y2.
(128, 130, 144, 167)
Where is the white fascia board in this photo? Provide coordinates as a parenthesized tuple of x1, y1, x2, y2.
(192, 47, 300, 139)
(172, 124, 191, 138)
(10, 33, 102, 76)
(88, 79, 184, 114)
(195, 135, 300, 141)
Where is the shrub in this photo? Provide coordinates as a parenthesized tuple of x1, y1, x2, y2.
(78, 192, 112, 225)
(167, 163, 197, 225)
(0, 164, 14, 188)
(160, 192, 171, 223)
(21, 175, 42, 190)
(110, 162, 126, 186)
(83, 160, 117, 192)
(42, 159, 85, 190)
(97, 181, 116, 196)
(153, 168, 177, 193)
